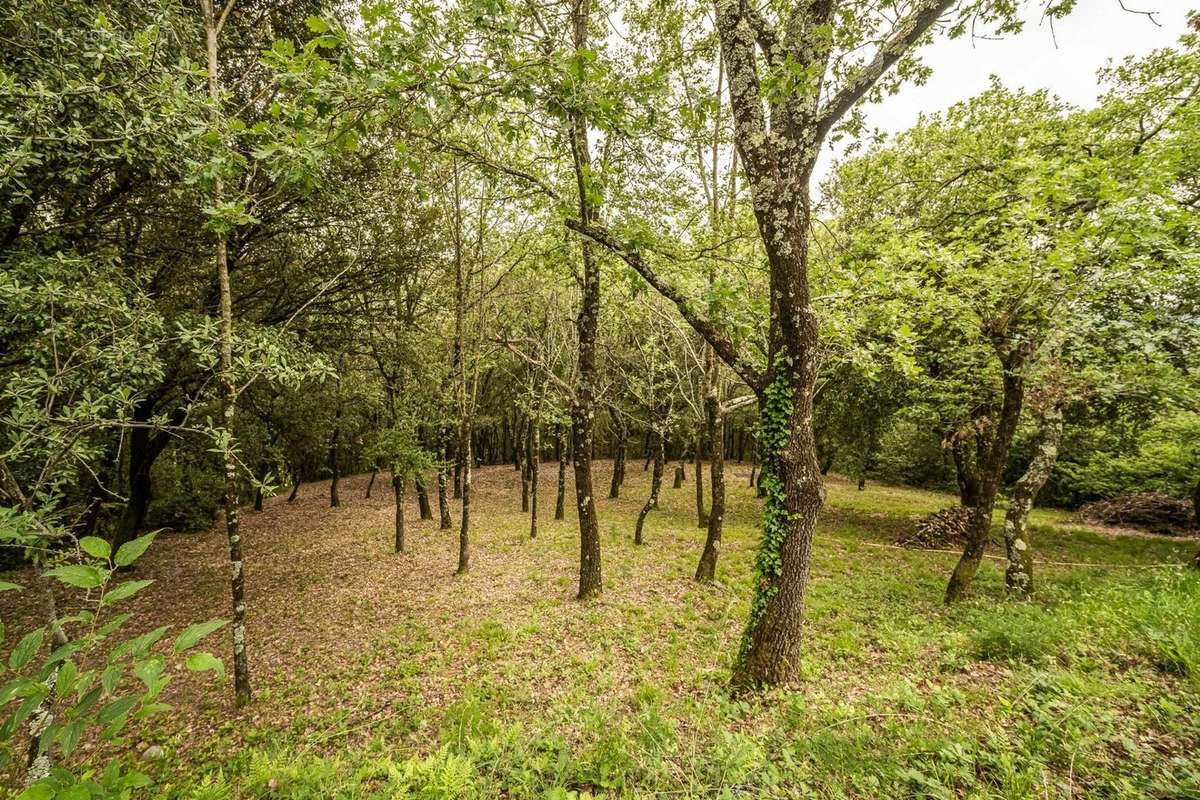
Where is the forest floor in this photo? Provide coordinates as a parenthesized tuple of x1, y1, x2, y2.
(5, 461, 1200, 799)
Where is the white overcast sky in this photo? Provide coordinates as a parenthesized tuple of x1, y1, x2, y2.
(814, 2, 1195, 181)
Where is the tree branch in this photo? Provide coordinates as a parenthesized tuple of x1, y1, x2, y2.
(563, 218, 764, 392)
(814, 0, 954, 146)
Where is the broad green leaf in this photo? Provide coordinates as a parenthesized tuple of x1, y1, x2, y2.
(9, 629, 44, 669)
(102, 579, 154, 605)
(114, 531, 156, 566)
(79, 536, 111, 561)
(45, 564, 104, 589)
(174, 619, 228, 653)
(15, 783, 53, 800)
(0, 580, 22, 591)
(185, 651, 225, 679)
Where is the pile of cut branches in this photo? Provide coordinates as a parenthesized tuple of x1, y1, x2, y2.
(1078, 493, 1196, 536)
(897, 507, 974, 549)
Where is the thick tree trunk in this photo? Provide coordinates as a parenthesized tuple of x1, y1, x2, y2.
(555, 425, 567, 520)
(1003, 404, 1063, 596)
(634, 432, 665, 545)
(945, 359, 1027, 603)
(202, 1, 249, 707)
(415, 475, 433, 520)
(393, 474, 406, 553)
(111, 398, 175, 551)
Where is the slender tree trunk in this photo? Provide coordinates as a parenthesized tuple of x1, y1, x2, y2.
(202, 0, 249, 707)
(415, 475, 433, 520)
(520, 419, 531, 512)
(288, 476, 301, 502)
(24, 578, 68, 784)
(696, 351, 725, 581)
(673, 462, 685, 489)
(946, 357, 1027, 602)
(609, 420, 627, 498)
(365, 468, 378, 499)
(457, 440, 471, 573)
(393, 474, 406, 553)
(555, 424, 567, 520)
(1003, 404, 1063, 596)
(328, 421, 341, 508)
(568, 0, 602, 600)
(529, 423, 540, 538)
(695, 431, 708, 528)
(437, 436, 452, 529)
(634, 432, 665, 545)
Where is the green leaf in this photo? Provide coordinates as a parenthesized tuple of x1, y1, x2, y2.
(9, 629, 44, 669)
(102, 579, 154, 605)
(79, 536, 111, 561)
(114, 531, 156, 567)
(16, 783, 53, 800)
(174, 619, 228, 653)
(185, 651, 225, 679)
(0, 580, 22, 591)
(45, 564, 104, 589)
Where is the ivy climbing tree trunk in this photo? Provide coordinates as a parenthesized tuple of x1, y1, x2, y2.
(200, 0, 250, 708)
(567, 0, 956, 689)
(1003, 402, 1063, 596)
(634, 432, 665, 545)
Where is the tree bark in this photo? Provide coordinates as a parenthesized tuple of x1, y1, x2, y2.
(609, 418, 627, 498)
(695, 432, 708, 528)
(365, 468, 377, 499)
(520, 418, 531, 512)
(328, 421, 341, 508)
(952, 437, 981, 508)
(529, 423, 540, 538)
(393, 474, 406, 553)
(1003, 403, 1063, 596)
(555, 424, 567, 520)
(696, 352, 725, 581)
(201, 0, 250, 707)
(437, 436, 453, 529)
(415, 475, 433, 520)
(457, 438, 471, 573)
(288, 477, 300, 503)
(634, 432, 665, 545)
(673, 462, 685, 489)
(945, 354, 1028, 602)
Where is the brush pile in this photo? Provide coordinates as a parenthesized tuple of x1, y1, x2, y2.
(1078, 493, 1196, 536)
(897, 506, 974, 549)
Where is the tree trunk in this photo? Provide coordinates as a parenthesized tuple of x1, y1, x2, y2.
(520, 419, 531, 512)
(696, 354, 725, 581)
(945, 357, 1027, 603)
(111, 398, 175, 551)
(695, 432, 708, 528)
(555, 424, 567, 520)
(952, 437, 981, 508)
(328, 422, 340, 508)
(288, 476, 301, 502)
(819, 451, 834, 476)
(393, 474, 406, 553)
(415, 475, 433, 520)
(673, 462, 685, 489)
(609, 419, 627, 498)
(202, 0, 250, 707)
(634, 432, 665, 545)
(529, 424, 540, 538)
(457, 436, 471, 573)
(365, 468, 377, 499)
(1003, 404, 1063, 596)
(438, 437, 453, 529)
(568, 0, 602, 600)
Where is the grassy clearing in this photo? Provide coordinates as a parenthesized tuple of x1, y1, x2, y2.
(32, 463, 1200, 798)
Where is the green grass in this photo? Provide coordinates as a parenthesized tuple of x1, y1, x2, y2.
(132, 467, 1199, 799)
